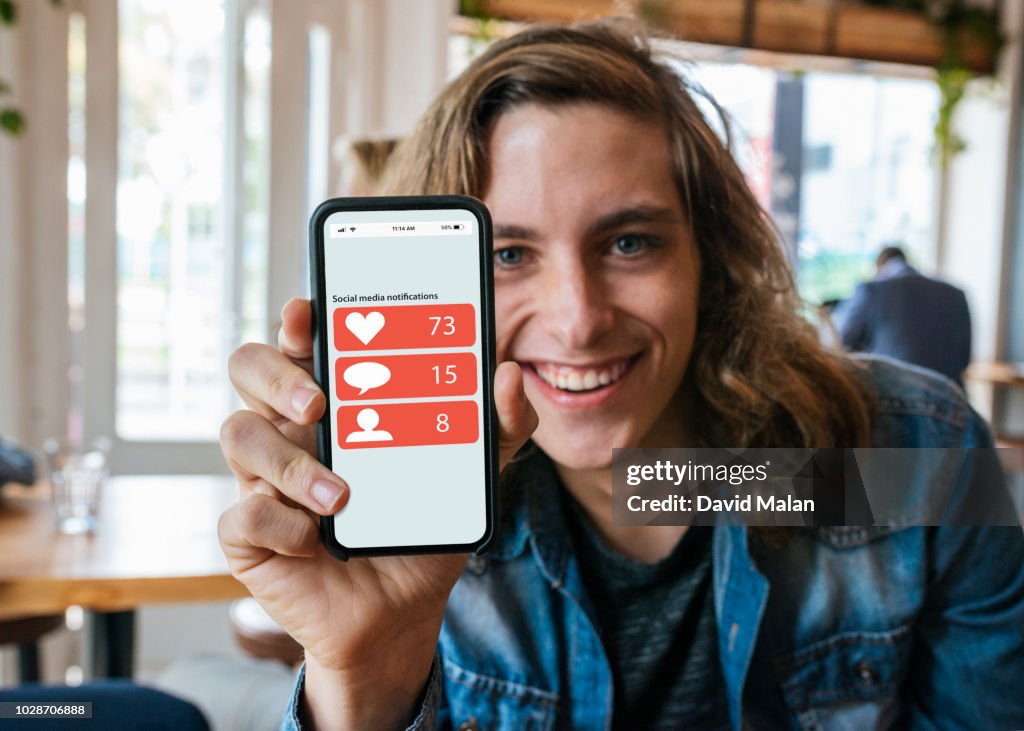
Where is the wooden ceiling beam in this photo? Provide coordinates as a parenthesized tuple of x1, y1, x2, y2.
(469, 0, 997, 74)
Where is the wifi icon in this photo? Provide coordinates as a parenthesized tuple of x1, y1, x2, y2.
(349, 227, 356, 232)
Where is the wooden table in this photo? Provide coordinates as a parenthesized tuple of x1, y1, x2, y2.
(966, 362, 1024, 388)
(0, 475, 249, 677)
(966, 362, 1024, 476)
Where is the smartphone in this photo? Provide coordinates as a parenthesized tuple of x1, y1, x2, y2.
(309, 195, 497, 559)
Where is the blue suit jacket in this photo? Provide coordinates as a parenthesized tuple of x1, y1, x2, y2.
(834, 262, 971, 385)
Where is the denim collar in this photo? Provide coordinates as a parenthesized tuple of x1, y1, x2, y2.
(484, 446, 572, 587)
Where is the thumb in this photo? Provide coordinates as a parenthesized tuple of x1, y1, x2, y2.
(277, 297, 315, 362)
(494, 361, 539, 470)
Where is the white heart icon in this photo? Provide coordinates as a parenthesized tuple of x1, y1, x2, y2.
(345, 311, 385, 345)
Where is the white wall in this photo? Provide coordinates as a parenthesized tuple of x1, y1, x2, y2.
(941, 78, 1011, 364)
(0, 2, 70, 446)
(0, 19, 27, 440)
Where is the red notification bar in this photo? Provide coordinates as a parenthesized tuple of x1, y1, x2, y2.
(333, 304, 477, 352)
(335, 352, 478, 401)
(337, 400, 479, 449)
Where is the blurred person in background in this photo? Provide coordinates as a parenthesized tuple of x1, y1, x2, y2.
(334, 137, 401, 197)
(832, 245, 972, 387)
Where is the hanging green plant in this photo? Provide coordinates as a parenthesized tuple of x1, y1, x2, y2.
(933, 3, 1004, 168)
(0, 0, 64, 137)
(861, 0, 1003, 168)
(459, 0, 501, 52)
(0, 80, 24, 135)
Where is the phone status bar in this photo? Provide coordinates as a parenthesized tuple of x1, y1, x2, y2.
(329, 221, 473, 238)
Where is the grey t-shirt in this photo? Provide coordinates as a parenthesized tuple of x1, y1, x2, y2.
(564, 495, 731, 730)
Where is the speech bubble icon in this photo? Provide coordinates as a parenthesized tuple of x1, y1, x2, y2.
(343, 361, 391, 395)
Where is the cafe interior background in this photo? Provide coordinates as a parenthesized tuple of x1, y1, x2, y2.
(0, 0, 1022, 725)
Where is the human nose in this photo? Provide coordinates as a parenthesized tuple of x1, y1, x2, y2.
(538, 256, 615, 349)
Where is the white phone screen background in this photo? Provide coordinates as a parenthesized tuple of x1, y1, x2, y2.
(322, 207, 486, 549)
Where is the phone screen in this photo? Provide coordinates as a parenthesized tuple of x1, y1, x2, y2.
(310, 196, 496, 557)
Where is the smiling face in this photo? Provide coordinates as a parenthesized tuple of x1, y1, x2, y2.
(484, 103, 701, 471)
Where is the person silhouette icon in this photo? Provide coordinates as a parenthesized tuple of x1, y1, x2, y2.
(345, 408, 394, 443)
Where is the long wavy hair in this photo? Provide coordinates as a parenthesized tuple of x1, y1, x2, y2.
(380, 19, 874, 448)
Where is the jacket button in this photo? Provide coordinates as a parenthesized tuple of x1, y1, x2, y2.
(458, 718, 481, 731)
(856, 660, 877, 685)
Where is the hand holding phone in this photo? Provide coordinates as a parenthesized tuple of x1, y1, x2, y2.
(219, 194, 537, 726)
(219, 294, 537, 728)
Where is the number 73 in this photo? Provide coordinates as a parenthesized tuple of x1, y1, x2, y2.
(428, 315, 456, 335)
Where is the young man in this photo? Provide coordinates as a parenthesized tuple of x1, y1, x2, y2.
(219, 21, 1024, 730)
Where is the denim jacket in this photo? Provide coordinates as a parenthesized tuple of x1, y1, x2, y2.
(283, 357, 1024, 730)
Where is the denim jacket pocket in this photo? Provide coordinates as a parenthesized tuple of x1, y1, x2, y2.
(442, 658, 559, 731)
(775, 625, 911, 731)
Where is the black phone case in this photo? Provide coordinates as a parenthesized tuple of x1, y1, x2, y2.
(309, 195, 498, 560)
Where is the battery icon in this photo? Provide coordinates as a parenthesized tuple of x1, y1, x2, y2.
(452, 223, 465, 230)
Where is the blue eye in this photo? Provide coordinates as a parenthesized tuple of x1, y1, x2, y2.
(496, 247, 525, 266)
(612, 234, 654, 255)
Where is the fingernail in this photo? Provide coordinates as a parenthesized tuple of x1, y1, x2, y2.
(291, 387, 319, 416)
(312, 479, 346, 512)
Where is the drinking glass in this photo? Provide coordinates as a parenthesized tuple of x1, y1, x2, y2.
(43, 439, 109, 534)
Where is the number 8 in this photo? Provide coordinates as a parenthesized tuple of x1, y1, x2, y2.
(436, 413, 450, 433)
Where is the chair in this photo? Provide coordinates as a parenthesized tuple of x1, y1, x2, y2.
(229, 599, 302, 666)
(0, 614, 65, 683)
(0, 680, 210, 730)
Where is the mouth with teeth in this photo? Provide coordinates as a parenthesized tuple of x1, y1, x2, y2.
(529, 356, 637, 394)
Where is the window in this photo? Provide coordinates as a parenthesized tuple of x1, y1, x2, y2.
(68, 0, 273, 471)
(116, 0, 233, 441)
(450, 31, 941, 308)
(685, 64, 940, 305)
(44, 0, 452, 473)
(67, 11, 87, 444)
(798, 74, 939, 304)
